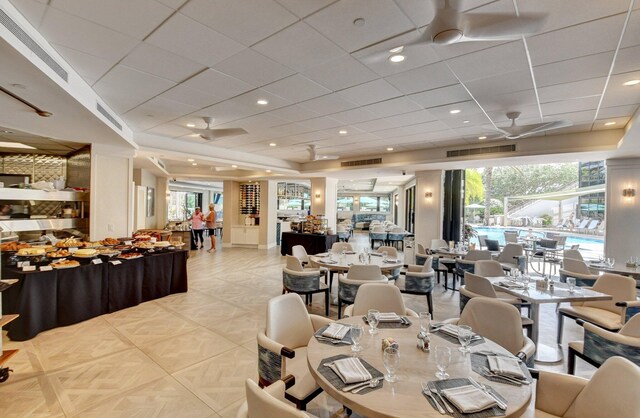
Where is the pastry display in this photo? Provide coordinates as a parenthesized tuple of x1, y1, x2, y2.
(17, 247, 46, 256)
(134, 241, 154, 249)
(47, 249, 71, 258)
(133, 234, 151, 241)
(50, 259, 80, 269)
(0, 241, 31, 252)
(100, 237, 120, 246)
(81, 241, 101, 248)
(169, 241, 185, 247)
(96, 247, 120, 256)
(153, 241, 171, 247)
(114, 244, 132, 251)
(118, 252, 143, 260)
(73, 248, 98, 257)
(55, 238, 82, 248)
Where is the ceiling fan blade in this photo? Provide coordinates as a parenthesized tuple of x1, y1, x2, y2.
(487, 125, 512, 137)
(318, 154, 339, 160)
(462, 13, 547, 40)
(200, 128, 248, 140)
(521, 120, 573, 135)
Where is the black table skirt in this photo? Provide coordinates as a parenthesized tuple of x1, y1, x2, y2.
(1, 250, 189, 341)
(280, 232, 338, 256)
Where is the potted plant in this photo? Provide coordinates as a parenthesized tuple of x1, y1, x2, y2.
(463, 224, 478, 248)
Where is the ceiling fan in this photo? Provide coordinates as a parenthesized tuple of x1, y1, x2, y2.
(490, 112, 572, 140)
(190, 117, 248, 141)
(307, 145, 338, 161)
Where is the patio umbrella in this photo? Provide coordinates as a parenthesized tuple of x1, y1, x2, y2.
(465, 203, 485, 221)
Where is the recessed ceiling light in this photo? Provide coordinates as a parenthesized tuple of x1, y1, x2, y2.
(257, 99, 269, 105)
(623, 79, 640, 86)
(269, 143, 277, 147)
(387, 147, 394, 151)
(463, 120, 470, 124)
(186, 123, 195, 128)
(353, 17, 365, 27)
(192, 162, 198, 166)
(339, 130, 348, 135)
(322, 156, 328, 159)
(389, 54, 405, 63)
(266, 170, 272, 173)
(187, 158, 194, 162)
(232, 164, 238, 168)
(389, 46, 404, 53)
(478, 136, 487, 140)
(449, 109, 461, 114)
(0, 141, 35, 149)
(604, 121, 616, 126)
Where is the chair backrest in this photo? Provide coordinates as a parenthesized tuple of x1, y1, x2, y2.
(464, 250, 492, 261)
(464, 272, 498, 298)
(586, 220, 599, 230)
(555, 235, 567, 247)
(496, 243, 524, 262)
(376, 246, 398, 258)
(563, 249, 584, 262)
(350, 283, 407, 316)
(570, 244, 580, 250)
(285, 255, 304, 271)
(538, 239, 557, 249)
(331, 242, 353, 253)
(416, 243, 426, 254)
(620, 314, 640, 338)
(407, 262, 434, 274)
(459, 297, 525, 356)
(477, 235, 488, 248)
(266, 294, 314, 349)
(577, 219, 590, 228)
(244, 379, 308, 418)
(562, 257, 591, 275)
(504, 232, 518, 243)
(570, 357, 640, 418)
(291, 245, 309, 263)
(485, 239, 500, 251)
(370, 220, 381, 225)
(346, 264, 383, 281)
(430, 239, 448, 250)
(474, 260, 505, 277)
(584, 273, 637, 314)
(371, 225, 386, 232)
(336, 225, 346, 232)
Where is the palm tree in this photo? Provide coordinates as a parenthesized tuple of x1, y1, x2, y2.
(482, 167, 493, 226)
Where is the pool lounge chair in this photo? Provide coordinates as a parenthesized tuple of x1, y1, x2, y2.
(575, 219, 590, 233)
(582, 219, 599, 234)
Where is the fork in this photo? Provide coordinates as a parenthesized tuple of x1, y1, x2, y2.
(428, 381, 454, 414)
(421, 382, 446, 415)
(479, 366, 530, 385)
(351, 378, 380, 393)
(469, 377, 507, 410)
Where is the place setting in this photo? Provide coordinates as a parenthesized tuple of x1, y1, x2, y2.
(470, 351, 532, 386)
(432, 324, 485, 346)
(361, 309, 412, 329)
(317, 354, 385, 395)
(314, 322, 355, 346)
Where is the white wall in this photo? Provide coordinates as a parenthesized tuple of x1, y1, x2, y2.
(604, 158, 640, 261)
(133, 168, 157, 229)
(311, 177, 338, 231)
(414, 170, 444, 249)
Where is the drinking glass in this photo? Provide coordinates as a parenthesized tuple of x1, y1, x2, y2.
(457, 325, 473, 353)
(567, 277, 576, 293)
(350, 324, 363, 352)
(382, 251, 388, 262)
(608, 258, 615, 267)
(435, 346, 451, 380)
(359, 253, 365, 263)
(383, 347, 400, 382)
(367, 309, 380, 334)
(341, 250, 346, 263)
(419, 312, 431, 334)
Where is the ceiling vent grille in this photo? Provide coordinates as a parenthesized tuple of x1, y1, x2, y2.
(447, 144, 515, 158)
(96, 103, 122, 131)
(0, 9, 68, 82)
(341, 158, 382, 167)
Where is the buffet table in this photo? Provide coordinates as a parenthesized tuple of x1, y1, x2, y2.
(1, 249, 188, 341)
(280, 232, 338, 256)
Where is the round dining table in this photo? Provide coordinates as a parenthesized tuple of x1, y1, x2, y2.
(309, 252, 404, 271)
(307, 316, 532, 418)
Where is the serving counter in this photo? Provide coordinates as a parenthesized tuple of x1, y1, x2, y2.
(280, 232, 338, 256)
(1, 249, 188, 341)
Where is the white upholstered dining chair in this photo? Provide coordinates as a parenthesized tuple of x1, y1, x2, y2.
(338, 264, 388, 318)
(237, 376, 314, 418)
(343, 282, 417, 317)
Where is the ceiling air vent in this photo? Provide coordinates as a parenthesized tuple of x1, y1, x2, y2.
(447, 144, 515, 158)
(341, 158, 382, 167)
(96, 103, 122, 131)
(0, 9, 68, 82)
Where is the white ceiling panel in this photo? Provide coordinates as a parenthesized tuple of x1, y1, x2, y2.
(159, 84, 220, 109)
(300, 93, 358, 115)
(544, 110, 596, 124)
(121, 42, 206, 83)
(534, 52, 615, 88)
(302, 54, 378, 91)
(181, 69, 254, 102)
(51, 43, 113, 85)
(155, 0, 189, 10)
(213, 49, 295, 87)
(541, 97, 601, 116)
(252, 22, 346, 72)
(621, 9, 640, 48)
(267, 105, 321, 123)
(593, 116, 631, 130)
(447, 41, 529, 82)
(299, 116, 343, 131)
(200, 89, 291, 126)
(50, 0, 173, 40)
(228, 113, 289, 129)
(407, 84, 471, 109)
(465, 70, 534, 99)
(613, 45, 640, 74)
(331, 107, 377, 125)
(305, 0, 414, 52)
(353, 110, 436, 132)
(538, 78, 606, 103)
(600, 72, 640, 108)
(385, 62, 458, 94)
(130, 96, 199, 121)
(394, 0, 437, 27)
(93, 65, 176, 113)
(597, 104, 638, 119)
(427, 100, 485, 119)
(145, 124, 193, 138)
(268, 123, 310, 137)
(181, 0, 298, 47)
(146, 13, 245, 67)
(9, 0, 47, 28)
(337, 79, 402, 106)
(373, 120, 450, 138)
(262, 74, 332, 103)
(361, 97, 423, 118)
(274, 0, 336, 19)
(476, 89, 539, 113)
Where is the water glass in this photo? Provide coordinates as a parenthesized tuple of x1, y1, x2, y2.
(567, 277, 576, 293)
(435, 346, 451, 380)
(383, 347, 400, 382)
(367, 309, 380, 334)
(419, 312, 431, 334)
(382, 251, 388, 262)
(608, 258, 615, 267)
(358, 253, 365, 263)
(457, 325, 473, 353)
(350, 324, 363, 352)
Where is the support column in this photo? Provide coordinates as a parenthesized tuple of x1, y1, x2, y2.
(414, 170, 444, 249)
(222, 180, 239, 247)
(310, 177, 338, 231)
(258, 180, 277, 249)
(604, 158, 640, 260)
(156, 176, 169, 229)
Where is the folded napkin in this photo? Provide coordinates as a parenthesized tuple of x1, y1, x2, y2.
(321, 323, 350, 340)
(322, 259, 338, 264)
(487, 356, 526, 379)
(344, 251, 356, 254)
(439, 324, 462, 337)
(370, 252, 383, 257)
(383, 259, 400, 263)
(498, 281, 526, 289)
(378, 312, 403, 323)
(442, 385, 497, 413)
(327, 357, 372, 384)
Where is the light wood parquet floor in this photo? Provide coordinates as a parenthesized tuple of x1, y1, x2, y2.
(0, 232, 592, 418)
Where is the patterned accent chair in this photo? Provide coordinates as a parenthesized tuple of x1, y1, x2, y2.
(368, 225, 387, 249)
(336, 224, 350, 242)
(376, 246, 401, 281)
(533, 357, 640, 418)
(395, 261, 435, 316)
(237, 375, 314, 418)
(451, 259, 475, 291)
(283, 256, 330, 316)
(387, 227, 406, 250)
(257, 294, 332, 410)
(343, 282, 418, 317)
(337, 264, 388, 319)
(568, 314, 640, 374)
(559, 257, 599, 287)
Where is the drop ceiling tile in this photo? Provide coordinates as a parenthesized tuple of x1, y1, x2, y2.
(305, 0, 414, 52)
(621, 9, 640, 48)
(198, 90, 290, 126)
(601, 72, 640, 107)
(613, 45, 640, 74)
(268, 123, 310, 136)
(51, 0, 173, 39)
(146, 13, 245, 67)
(534, 52, 615, 88)
(51, 43, 113, 85)
(477, 89, 539, 113)
(213, 49, 295, 87)
(331, 107, 377, 125)
(385, 62, 458, 94)
(120, 43, 205, 83)
(94, 65, 176, 113)
(447, 41, 529, 82)
(597, 104, 638, 119)
(356, 41, 442, 78)
(299, 116, 343, 131)
(274, 0, 336, 19)
(262, 74, 332, 103)
(466, 70, 535, 99)
(122, 110, 170, 130)
(252, 22, 346, 72)
(146, 124, 193, 138)
(9, 0, 47, 28)
(541, 97, 601, 116)
(300, 93, 358, 115)
(593, 116, 631, 130)
(394, 0, 437, 27)
(267, 106, 320, 123)
(538, 78, 606, 102)
(427, 100, 485, 119)
(181, 0, 297, 46)
(407, 84, 471, 109)
(302, 54, 379, 91)
(155, 0, 189, 10)
(39, 7, 139, 62)
(182, 69, 254, 101)
(544, 109, 596, 124)
(337, 79, 402, 106)
(373, 120, 450, 138)
(129, 96, 199, 120)
(527, 14, 626, 66)
(159, 84, 220, 108)
(361, 97, 423, 118)
(354, 110, 436, 132)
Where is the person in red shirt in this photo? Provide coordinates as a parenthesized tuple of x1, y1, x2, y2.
(190, 207, 205, 249)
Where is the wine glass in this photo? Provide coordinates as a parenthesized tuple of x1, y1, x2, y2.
(457, 325, 472, 353)
(350, 324, 363, 352)
(419, 312, 431, 334)
(608, 258, 615, 268)
(435, 346, 451, 380)
(367, 309, 380, 334)
(567, 277, 576, 293)
(383, 347, 400, 382)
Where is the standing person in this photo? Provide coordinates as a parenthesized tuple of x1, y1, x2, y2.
(190, 207, 205, 249)
(206, 203, 217, 253)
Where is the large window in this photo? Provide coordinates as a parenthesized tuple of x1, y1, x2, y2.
(277, 199, 310, 211)
(337, 196, 354, 211)
(168, 191, 202, 221)
(578, 161, 605, 220)
(359, 195, 391, 212)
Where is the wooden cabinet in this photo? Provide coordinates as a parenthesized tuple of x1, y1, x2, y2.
(230, 226, 259, 246)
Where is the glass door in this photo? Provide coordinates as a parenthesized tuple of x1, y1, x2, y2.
(405, 186, 415, 233)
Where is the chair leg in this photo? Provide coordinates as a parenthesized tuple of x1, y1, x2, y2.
(426, 292, 433, 317)
(557, 312, 564, 344)
(338, 298, 342, 319)
(325, 290, 329, 317)
(567, 346, 576, 375)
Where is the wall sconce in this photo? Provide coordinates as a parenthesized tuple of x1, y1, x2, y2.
(424, 192, 433, 198)
(315, 192, 321, 199)
(623, 188, 636, 197)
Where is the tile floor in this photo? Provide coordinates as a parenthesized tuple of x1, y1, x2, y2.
(0, 232, 594, 417)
